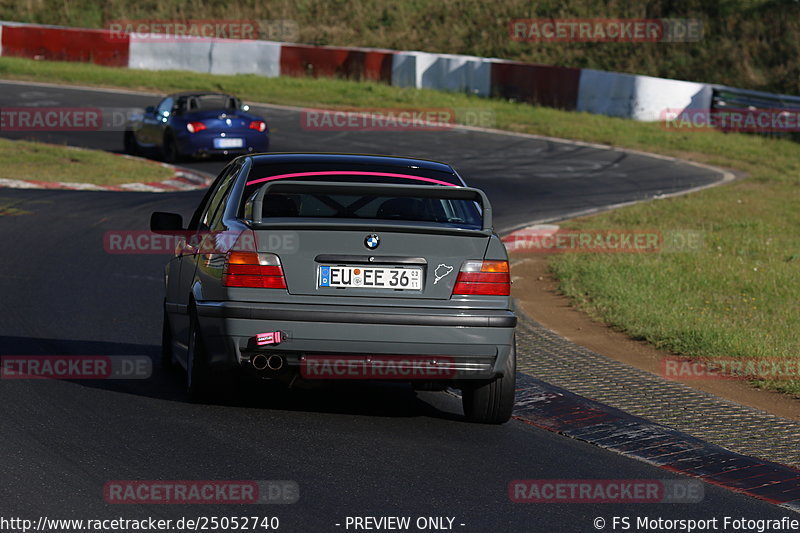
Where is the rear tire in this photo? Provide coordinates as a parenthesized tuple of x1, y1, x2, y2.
(162, 132, 181, 163)
(161, 304, 174, 370)
(123, 130, 139, 155)
(186, 310, 213, 402)
(462, 338, 516, 424)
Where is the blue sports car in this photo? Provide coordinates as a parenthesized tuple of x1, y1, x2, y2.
(124, 91, 269, 162)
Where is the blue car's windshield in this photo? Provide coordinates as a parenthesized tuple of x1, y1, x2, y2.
(180, 94, 239, 112)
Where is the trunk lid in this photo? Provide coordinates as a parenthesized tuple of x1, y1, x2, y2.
(187, 110, 251, 132)
(245, 180, 495, 301)
(256, 226, 489, 299)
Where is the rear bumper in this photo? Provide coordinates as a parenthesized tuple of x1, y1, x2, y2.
(193, 300, 516, 379)
(197, 301, 517, 328)
(176, 132, 269, 156)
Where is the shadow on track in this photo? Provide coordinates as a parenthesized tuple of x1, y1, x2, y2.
(0, 335, 462, 421)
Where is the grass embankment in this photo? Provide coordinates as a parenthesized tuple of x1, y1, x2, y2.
(4, 0, 800, 94)
(1, 56, 798, 394)
(0, 136, 173, 185)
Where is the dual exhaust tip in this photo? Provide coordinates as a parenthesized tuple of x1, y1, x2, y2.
(251, 353, 285, 372)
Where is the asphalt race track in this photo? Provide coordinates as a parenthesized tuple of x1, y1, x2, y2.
(0, 80, 720, 232)
(0, 81, 790, 531)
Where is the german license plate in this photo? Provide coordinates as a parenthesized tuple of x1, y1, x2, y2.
(319, 265, 422, 290)
(214, 138, 243, 149)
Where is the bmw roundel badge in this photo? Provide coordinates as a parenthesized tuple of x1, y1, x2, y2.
(365, 234, 380, 249)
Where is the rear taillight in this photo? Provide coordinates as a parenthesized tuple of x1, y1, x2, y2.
(452, 260, 510, 296)
(249, 120, 267, 132)
(186, 121, 207, 133)
(223, 251, 286, 288)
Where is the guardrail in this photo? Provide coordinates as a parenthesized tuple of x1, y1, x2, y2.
(4, 19, 800, 130)
(712, 85, 800, 110)
(711, 85, 800, 138)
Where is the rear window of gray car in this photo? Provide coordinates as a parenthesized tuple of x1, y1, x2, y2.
(240, 166, 482, 229)
(248, 192, 481, 228)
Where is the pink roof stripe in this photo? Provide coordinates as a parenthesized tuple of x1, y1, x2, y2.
(246, 170, 457, 187)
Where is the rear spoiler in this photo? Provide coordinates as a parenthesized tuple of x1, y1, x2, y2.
(248, 180, 493, 231)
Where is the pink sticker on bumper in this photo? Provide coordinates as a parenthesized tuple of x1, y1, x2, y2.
(256, 331, 282, 346)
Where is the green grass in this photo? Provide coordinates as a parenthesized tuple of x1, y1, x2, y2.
(0, 136, 173, 185)
(1, 56, 799, 394)
(548, 179, 800, 396)
(4, 0, 800, 94)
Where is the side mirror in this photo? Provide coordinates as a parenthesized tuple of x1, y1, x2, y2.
(145, 106, 156, 115)
(150, 212, 184, 234)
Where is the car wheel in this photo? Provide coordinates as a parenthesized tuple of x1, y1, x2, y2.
(162, 132, 180, 163)
(462, 337, 516, 424)
(186, 309, 213, 401)
(161, 303, 174, 370)
(123, 130, 139, 155)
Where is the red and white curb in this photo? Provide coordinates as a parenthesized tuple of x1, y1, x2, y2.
(502, 224, 560, 252)
(0, 154, 212, 193)
(512, 373, 800, 511)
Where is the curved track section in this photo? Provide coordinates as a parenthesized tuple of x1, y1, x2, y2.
(0, 80, 720, 232)
(2, 81, 785, 532)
